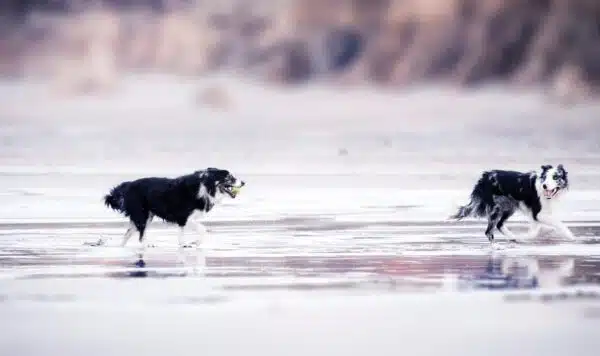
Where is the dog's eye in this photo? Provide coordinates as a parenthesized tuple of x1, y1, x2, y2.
(552, 174, 559, 180)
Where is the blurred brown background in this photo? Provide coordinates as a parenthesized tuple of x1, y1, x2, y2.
(1, 0, 599, 101)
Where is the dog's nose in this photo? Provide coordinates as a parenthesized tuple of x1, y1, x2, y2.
(542, 184, 547, 190)
(240, 181, 245, 187)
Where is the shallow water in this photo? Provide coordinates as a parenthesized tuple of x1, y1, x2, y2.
(2, 209, 600, 290)
(2, 80, 600, 355)
(2, 172, 600, 356)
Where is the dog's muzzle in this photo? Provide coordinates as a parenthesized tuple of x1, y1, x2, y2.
(543, 187, 560, 199)
(221, 180, 245, 198)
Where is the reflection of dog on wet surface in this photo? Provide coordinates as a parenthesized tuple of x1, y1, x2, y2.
(456, 254, 575, 291)
(450, 164, 575, 244)
(114, 249, 208, 279)
(93, 168, 244, 250)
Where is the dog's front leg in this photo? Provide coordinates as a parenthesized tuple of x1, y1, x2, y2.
(536, 215, 576, 241)
(177, 225, 187, 248)
(182, 220, 208, 248)
(178, 221, 208, 248)
(523, 222, 543, 240)
(192, 221, 208, 247)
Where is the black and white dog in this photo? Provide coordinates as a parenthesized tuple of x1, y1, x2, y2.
(450, 164, 575, 243)
(99, 168, 244, 248)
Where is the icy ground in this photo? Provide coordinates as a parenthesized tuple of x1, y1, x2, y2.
(1, 76, 600, 355)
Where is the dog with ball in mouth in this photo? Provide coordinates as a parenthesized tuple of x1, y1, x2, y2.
(100, 167, 245, 249)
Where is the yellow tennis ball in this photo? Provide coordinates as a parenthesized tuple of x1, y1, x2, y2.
(231, 186, 242, 196)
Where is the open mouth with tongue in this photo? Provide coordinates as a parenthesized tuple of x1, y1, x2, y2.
(543, 187, 560, 199)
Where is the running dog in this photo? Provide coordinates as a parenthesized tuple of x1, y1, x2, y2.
(100, 168, 244, 248)
(450, 164, 575, 243)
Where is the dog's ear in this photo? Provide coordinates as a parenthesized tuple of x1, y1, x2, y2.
(541, 165, 552, 172)
(194, 170, 208, 179)
(558, 164, 568, 177)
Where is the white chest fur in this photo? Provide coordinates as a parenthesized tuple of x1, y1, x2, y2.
(197, 184, 215, 204)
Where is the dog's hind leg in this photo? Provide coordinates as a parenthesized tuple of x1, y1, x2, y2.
(496, 211, 517, 242)
(131, 212, 149, 247)
(120, 222, 136, 247)
(485, 207, 501, 244)
(137, 228, 147, 247)
(485, 220, 496, 243)
(142, 214, 156, 248)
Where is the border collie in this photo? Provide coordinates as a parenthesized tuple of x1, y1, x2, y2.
(99, 168, 244, 248)
(449, 164, 575, 243)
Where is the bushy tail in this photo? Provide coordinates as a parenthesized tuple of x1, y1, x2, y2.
(103, 182, 130, 212)
(449, 174, 492, 220)
(449, 198, 483, 220)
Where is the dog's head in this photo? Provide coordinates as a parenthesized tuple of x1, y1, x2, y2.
(198, 168, 245, 199)
(539, 164, 569, 200)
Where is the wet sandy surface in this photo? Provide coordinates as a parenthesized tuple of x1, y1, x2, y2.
(2, 190, 600, 356)
(2, 79, 600, 355)
(2, 211, 600, 289)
